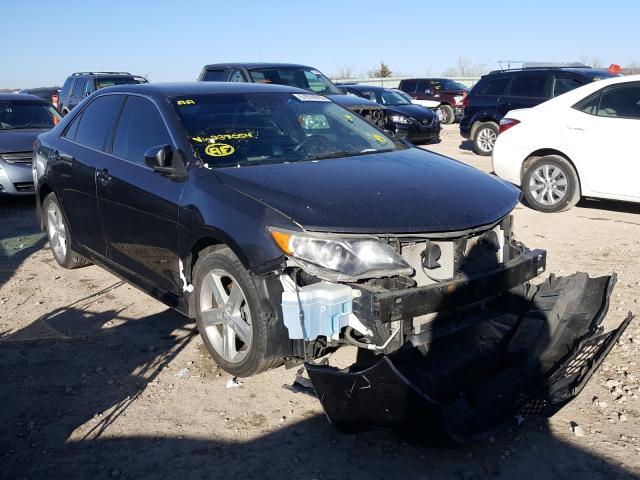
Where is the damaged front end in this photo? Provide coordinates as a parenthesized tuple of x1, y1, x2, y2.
(271, 216, 633, 443)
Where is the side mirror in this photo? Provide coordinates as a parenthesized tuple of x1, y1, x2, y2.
(144, 145, 174, 172)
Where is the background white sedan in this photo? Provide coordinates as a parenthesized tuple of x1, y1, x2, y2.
(492, 74, 640, 212)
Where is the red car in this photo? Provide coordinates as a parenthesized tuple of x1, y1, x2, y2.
(398, 78, 468, 124)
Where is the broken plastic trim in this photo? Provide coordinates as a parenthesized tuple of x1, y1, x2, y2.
(306, 272, 633, 445)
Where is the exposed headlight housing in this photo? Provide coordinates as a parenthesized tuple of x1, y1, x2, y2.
(389, 114, 412, 125)
(454, 95, 464, 105)
(270, 228, 412, 281)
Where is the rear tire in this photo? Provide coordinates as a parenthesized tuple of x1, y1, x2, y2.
(522, 155, 580, 213)
(439, 104, 455, 125)
(43, 193, 91, 269)
(472, 122, 498, 156)
(194, 247, 282, 377)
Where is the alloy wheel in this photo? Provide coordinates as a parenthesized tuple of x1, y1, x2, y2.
(477, 127, 496, 153)
(199, 269, 252, 363)
(46, 201, 67, 260)
(528, 163, 568, 206)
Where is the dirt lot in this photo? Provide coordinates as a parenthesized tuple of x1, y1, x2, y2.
(1, 125, 639, 479)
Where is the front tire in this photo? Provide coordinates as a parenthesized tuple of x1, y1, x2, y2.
(522, 155, 580, 213)
(472, 122, 498, 156)
(438, 104, 455, 125)
(43, 193, 90, 269)
(194, 247, 282, 377)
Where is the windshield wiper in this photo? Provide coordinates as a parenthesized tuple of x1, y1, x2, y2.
(307, 149, 394, 161)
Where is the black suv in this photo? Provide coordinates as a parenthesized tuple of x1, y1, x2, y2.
(460, 66, 612, 155)
(58, 72, 147, 115)
(198, 63, 387, 130)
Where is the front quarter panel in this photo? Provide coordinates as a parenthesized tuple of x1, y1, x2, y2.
(178, 167, 298, 273)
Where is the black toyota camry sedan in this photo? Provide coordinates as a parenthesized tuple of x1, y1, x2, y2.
(34, 82, 630, 443)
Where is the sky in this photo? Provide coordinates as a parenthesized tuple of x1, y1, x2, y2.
(2, 0, 639, 89)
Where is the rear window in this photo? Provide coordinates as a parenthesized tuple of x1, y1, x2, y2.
(509, 74, 548, 98)
(203, 70, 226, 81)
(74, 95, 124, 151)
(476, 77, 511, 96)
(95, 76, 147, 90)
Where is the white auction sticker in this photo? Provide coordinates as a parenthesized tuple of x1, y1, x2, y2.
(292, 93, 330, 102)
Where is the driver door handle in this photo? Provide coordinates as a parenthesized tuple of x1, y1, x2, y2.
(96, 168, 112, 186)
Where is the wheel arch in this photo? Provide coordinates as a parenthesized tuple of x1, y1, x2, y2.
(470, 116, 498, 138)
(521, 148, 581, 193)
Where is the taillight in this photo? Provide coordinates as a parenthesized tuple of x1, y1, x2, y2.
(499, 118, 520, 133)
(462, 95, 469, 108)
(52, 94, 59, 109)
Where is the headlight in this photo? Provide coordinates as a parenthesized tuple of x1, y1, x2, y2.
(454, 95, 464, 105)
(270, 228, 412, 280)
(389, 114, 412, 125)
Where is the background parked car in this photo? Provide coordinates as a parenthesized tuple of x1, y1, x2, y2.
(0, 94, 60, 195)
(492, 74, 640, 212)
(340, 84, 440, 143)
(461, 65, 613, 156)
(198, 63, 388, 130)
(58, 72, 147, 115)
(18, 87, 60, 111)
(398, 78, 468, 125)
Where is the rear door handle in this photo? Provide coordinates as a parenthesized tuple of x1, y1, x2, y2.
(96, 168, 112, 186)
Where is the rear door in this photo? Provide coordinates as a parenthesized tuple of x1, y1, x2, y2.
(502, 73, 551, 115)
(54, 94, 125, 257)
(97, 94, 186, 295)
(565, 83, 640, 198)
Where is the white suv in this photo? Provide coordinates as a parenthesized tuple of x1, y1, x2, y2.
(492, 74, 640, 212)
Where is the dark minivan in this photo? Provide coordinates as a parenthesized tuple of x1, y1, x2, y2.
(460, 66, 612, 155)
(33, 81, 629, 442)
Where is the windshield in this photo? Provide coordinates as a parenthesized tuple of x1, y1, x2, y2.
(378, 89, 412, 105)
(432, 79, 468, 91)
(248, 68, 342, 95)
(172, 92, 401, 168)
(0, 100, 61, 130)
(96, 76, 147, 89)
(393, 90, 416, 103)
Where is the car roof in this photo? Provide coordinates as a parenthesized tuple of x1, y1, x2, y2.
(0, 93, 47, 102)
(485, 67, 611, 77)
(97, 81, 308, 97)
(202, 63, 314, 70)
(345, 84, 388, 92)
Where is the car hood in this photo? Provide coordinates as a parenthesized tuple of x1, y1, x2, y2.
(0, 129, 47, 153)
(214, 148, 520, 234)
(326, 94, 382, 109)
(386, 104, 437, 119)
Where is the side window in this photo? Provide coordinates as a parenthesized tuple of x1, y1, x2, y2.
(228, 70, 246, 82)
(597, 84, 640, 119)
(203, 69, 225, 81)
(74, 95, 124, 151)
(553, 77, 584, 97)
(72, 78, 87, 98)
(63, 112, 82, 141)
(477, 77, 511, 96)
(400, 80, 417, 93)
(508, 74, 548, 98)
(573, 91, 601, 115)
(61, 78, 73, 97)
(112, 96, 172, 165)
(84, 79, 95, 96)
(416, 80, 429, 93)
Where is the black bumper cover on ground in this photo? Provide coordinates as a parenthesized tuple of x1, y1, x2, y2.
(306, 272, 633, 444)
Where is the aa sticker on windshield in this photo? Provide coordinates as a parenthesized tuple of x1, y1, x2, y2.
(291, 93, 330, 102)
(372, 134, 388, 144)
(205, 143, 235, 157)
(176, 99, 196, 106)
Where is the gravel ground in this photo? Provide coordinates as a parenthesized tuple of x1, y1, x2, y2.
(1, 125, 639, 479)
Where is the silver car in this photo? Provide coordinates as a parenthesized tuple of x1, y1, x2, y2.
(0, 94, 60, 195)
